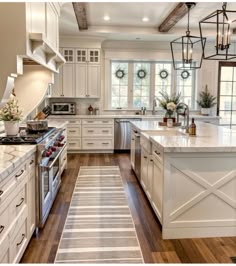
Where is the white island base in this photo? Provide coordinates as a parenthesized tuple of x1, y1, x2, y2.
(162, 152, 236, 239)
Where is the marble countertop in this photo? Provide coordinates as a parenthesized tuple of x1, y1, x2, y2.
(0, 145, 36, 182)
(47, 119, 68, 129)
(131, 120, 236, 153)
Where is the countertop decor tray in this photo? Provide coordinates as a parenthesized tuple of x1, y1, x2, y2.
(158, 122, 181, 127)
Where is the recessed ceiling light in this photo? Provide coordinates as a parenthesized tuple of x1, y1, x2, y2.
(142, 17, 149, 22)
(104, 15, 110, 21)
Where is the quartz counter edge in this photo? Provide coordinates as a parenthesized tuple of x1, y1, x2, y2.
(0, 145, 36, 182)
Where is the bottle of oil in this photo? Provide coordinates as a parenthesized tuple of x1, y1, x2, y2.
(189, 118, 196, 136)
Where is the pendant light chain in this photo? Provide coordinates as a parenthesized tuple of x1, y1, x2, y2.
(186, 4, 190, 36)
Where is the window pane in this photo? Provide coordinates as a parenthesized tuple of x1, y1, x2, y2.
(133, 63, 150, 108)
(219, 96, 231, 110)
(155, 62, 172, 97)
(111, 62, 128, 108)
(221, 67, 233, 81)
(221, 82, 233, 95)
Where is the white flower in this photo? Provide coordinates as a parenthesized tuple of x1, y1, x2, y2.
(166, 102, 176, 111)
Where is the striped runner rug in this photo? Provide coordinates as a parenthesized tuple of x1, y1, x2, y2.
(55, 166, 144, 264)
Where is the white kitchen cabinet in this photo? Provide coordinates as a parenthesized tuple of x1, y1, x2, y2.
(62, 64, 75, 97)
(45, 3, 59, 50)
(75, 64, 100, 98)
(141, 149, 148, 191)
(63, 48, 75, 63)
(29, 3, 46, 35)
(130, 130, 135, 169)
(76, 49, 100, 64)
(27, 155, 36, 238)
(152, 152, 163, 224)
(0, 154, 36, 263)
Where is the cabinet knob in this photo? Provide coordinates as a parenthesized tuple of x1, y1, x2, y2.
(155, 151, 161, 155)
(0, 225, 4, 234)
(0, 190, 3, 196)
(144, 156, 147, 159)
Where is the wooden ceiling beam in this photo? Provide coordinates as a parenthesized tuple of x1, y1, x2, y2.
(72, 2, 88, 31)
(158, 3, 195, 33)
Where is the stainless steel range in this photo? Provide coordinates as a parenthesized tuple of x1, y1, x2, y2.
(0, 127, 67, 228)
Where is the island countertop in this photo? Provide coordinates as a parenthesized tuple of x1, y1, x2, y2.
(130, 120, 236, 153)
(0, 145, 36, 182)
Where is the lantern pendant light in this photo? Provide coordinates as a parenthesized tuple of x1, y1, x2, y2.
(199, 2, 236, 60)
(170, 2, 206, 70)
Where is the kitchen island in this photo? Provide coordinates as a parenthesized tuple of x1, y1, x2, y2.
(130, 120, 236, 239)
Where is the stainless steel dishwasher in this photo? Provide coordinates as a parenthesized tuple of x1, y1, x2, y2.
(114, 118, 141, 151)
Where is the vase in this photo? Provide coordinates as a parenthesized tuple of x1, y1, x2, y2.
(4, 121, 19, 136)
(163, 111, 176, 123)
(201, 108, 210, 116)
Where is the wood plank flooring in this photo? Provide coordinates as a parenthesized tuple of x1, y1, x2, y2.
(21, 153, 236, 263)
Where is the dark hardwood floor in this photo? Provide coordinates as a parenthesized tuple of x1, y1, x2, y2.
(21, 153, 236, 263)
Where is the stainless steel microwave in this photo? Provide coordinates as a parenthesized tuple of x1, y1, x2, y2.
(51, 102, 76, 115)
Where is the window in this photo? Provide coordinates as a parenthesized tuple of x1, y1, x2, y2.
(218, 61, 236, 127)
(110, 60, 196, 110)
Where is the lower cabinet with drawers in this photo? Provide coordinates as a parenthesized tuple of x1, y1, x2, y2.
(50, 118, 114, 152)
(0, 153, 36, 263)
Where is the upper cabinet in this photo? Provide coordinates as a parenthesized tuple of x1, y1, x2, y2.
(52, 47, 100, 98)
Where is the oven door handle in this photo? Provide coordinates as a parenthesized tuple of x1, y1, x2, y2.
(40, 148, 63, 170)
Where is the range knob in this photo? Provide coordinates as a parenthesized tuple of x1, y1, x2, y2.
(51, 146, 57, 152)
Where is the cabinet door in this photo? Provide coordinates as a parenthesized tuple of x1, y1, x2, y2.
(75, 64, 87, 97)
(152, 159, 163, 224)
(45, 3, 58, 49)
(146, 158, 153, 201)
(87, 65, 100, 98)
(141, 149, 148, 191)
(130, 131, 135, 169)
(75, 49, 87, 63)
(63, 48, 75, 63)
(62, 64, 75, 97)
(52, 71, 62, 97)
(28, 157, 36, 238)
(29, 3, 46, 35)
(88, 49, 100, 64)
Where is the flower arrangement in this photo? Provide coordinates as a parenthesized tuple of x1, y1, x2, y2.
(157, 91, 181, 117)
(0, 98, 22, 121)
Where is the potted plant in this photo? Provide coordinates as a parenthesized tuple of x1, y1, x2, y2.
(197, 85, 216, 116)
(0, 97, 22, 135)
(157, 91, 182, 122)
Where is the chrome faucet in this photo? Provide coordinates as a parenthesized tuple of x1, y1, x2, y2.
(152, 98, 158, 115)
(177, 103, 189, 132)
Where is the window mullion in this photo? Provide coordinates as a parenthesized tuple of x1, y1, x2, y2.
(128, 62, 133, 109)
(150, 63, 155, 109)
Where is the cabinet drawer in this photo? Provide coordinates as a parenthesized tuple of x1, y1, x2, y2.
(9, 182, 27, 223)
(0, 233, 10, 263)
(67, 138, 81, 150)
(82, 126, 114, 137)
(152, 145, 163, 163)
(0, 164, 27, 204)
(67, 126, 81, 137)
(68, 119, 81, 126)
(0, 203, 9, 242)
(10, 218, 28, 263)
(82, 138, 113, 150)
(82, 119, 114, 125)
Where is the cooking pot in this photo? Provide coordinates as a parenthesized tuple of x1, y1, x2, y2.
(27, 120, 48, 132)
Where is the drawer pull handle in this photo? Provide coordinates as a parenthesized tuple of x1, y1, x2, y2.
(69, 143, 77, 145)
(144, 156, 147, 159)
(0, 225, 4, 234)
(30, 160, 34, 165)
(70, 121, 76, 123)
(16, 198, 24, 208)
(155, 151, 161, 155)
(87, 143, 94, 145)
(17, 234, 25, 246)
(102, 130, 109, 132)
(102, 142, 109, 145)
(69, 130, 76, 133)
(15, 169, 24, 178)
(0, 190, 3, 196)
(150, 159, 153, 162)
(87, 130, 94, 132)
(87, 121, 94, 123)
(102, 121, 109, 123)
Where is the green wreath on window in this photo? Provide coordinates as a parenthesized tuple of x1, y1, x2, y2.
(159, 69, 169, 79)
(115, 69, 125, 79)
(137, 69, 147, 79)
(181, 70, 190, 80)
